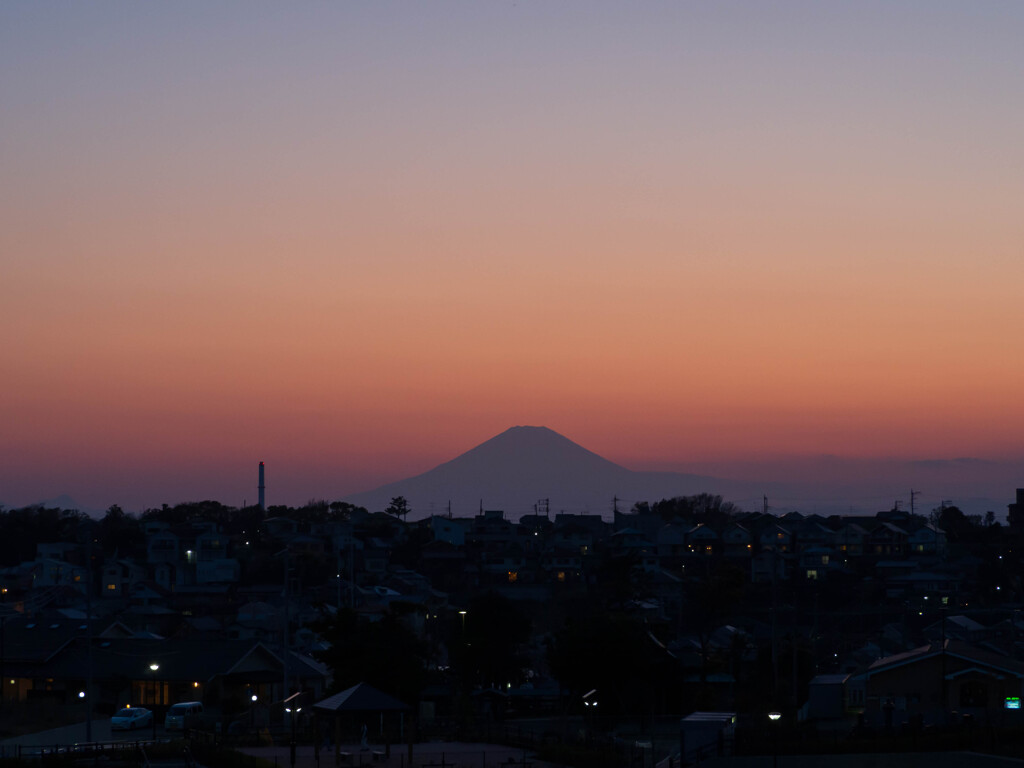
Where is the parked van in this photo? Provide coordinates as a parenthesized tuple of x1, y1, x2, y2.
(164, 701, 203, 730)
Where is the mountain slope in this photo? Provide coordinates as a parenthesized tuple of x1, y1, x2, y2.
(343, 425, 751, 520)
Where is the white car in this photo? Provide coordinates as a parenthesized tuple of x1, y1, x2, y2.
(111, 707, 153, 731)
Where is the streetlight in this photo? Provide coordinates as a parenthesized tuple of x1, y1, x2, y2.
(768, 712, 782, 768)
(149, 663, 160, 740)
(286, 704, 301, 768)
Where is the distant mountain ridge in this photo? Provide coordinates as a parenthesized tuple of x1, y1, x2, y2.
(343, 425, 762, 520)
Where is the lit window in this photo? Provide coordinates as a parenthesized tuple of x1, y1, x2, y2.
(508, 571, 518, 583)
(557, 571, 565, 582)
(106, 584, 116, 591)
(821, 555, 829, 565)
(806, 570, 818, 580)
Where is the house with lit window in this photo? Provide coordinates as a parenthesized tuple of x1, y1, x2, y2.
(480, 543, 527, 583)
(881, 566, 962, 602)
(834, 523, 869, 558)
(607, 528, 659, 571)
(540, 545, 583, 584)
(869, 523, 908, 557)
(196, 528, 229, 560)
(758, 523, 793, 554)
(550, 519, 596, 559)
(908, 524, 948, 557)
(101, 558, 148, 599)
(721, 523, 753, 559)
(686, 523, 720, 557)
(30, 558, 89, 592)
(798, 547, 838, 581)
(17, 634, 330, 717)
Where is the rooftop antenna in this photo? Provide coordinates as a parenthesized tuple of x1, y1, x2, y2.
(910, 489, 921, 516)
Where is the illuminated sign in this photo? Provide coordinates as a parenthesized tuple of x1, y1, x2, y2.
(1005, 697, 1020, 710)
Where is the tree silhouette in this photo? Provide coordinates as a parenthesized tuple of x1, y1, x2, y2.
(312, 606, 426, 706)
(385, 496, 411, 522)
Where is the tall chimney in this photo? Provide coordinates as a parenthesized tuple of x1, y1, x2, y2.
(258, 461, 265, 510)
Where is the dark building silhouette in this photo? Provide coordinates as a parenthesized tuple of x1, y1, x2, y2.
(1009, 488, 1024, 530)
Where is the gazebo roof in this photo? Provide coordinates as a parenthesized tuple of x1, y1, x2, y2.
(314, 683, 410, 713)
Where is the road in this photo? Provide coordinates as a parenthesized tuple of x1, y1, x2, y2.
(0, 717, 169, 753)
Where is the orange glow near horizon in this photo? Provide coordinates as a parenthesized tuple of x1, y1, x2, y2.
(2, 3, 1024, 510)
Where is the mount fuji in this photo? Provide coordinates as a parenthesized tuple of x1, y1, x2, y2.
(342, 425, 764, 520)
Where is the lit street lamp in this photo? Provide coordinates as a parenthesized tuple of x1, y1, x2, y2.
(286, 704, 302, 768)
(768, 712, 782, 768)
(150, 663, 160, 739)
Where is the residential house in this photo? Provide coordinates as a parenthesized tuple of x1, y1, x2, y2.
(908, 524, 948, 557)
(656, 521, 690, 562)
(430, 516, 468, 547)
(686, 524, 720, 557)
(147, 530, 180, 564)
(101, 559, 148, 600)
(799, 547, 836, 581)
(607, 528, 659, 571)
(759, 523, 793, 554)
(869, 523, 908, 558)
(721, 523, 753, 559)
(853, 640, 1024, 728)
(834, 523, 869, 558)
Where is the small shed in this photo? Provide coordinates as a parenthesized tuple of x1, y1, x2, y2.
(679, 712, 735, 763)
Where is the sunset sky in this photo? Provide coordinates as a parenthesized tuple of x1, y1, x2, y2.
(3, 2, 1023, 514)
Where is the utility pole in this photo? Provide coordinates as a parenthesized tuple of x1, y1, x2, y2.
(85, 529, 94, 742)
(282, 550, 289, 708)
